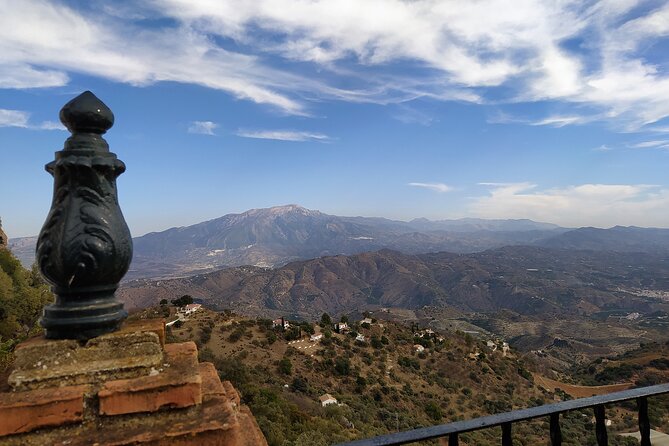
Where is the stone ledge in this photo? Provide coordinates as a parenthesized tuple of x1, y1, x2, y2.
(98, 342, 201, 416)
(0, 384, 88, 436)
(10, 320, 165, 391)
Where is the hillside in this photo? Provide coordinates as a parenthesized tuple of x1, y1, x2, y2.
(120, 246, 669, 316)
(0, 247, 53, 371)
(119, 246, 669, 365)
(134, 305, 641, 446)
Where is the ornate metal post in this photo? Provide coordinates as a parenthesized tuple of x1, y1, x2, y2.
(37, 91, 132, 340)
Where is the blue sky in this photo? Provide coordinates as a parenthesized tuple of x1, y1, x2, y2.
(2, 0, 669, 237)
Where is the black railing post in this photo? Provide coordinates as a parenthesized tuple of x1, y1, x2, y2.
(549, 413, 562, 446)
(501, 422, 512, 446)
(638, 397, 651, 446)
(36, 91, 132, 340)
(594, 405, 608, 446)
(448, 433, 458, 446)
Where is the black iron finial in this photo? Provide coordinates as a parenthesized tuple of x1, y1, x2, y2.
(60, 90, 114, 134)
(37, 91, 132, 340)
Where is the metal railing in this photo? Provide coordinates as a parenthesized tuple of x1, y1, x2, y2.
(335, 383, 669, 446)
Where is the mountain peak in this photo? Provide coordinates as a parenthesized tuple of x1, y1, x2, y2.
(245, 204, 321, 217)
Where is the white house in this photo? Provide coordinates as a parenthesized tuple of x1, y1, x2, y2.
(360, 318, 373, 325)
(272, 318, 290, 330)
(319, 393, 338, 407)
(178, 303, 201, 316)
(414, 344, 425, 353)
(335, 322, 349, 333)
(355, 333, 366, 342)
(310, 334, 323, 342)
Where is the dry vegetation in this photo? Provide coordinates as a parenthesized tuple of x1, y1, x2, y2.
(133, 305, 642, 445)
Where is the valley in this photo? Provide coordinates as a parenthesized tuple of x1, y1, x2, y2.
(120, 245, 669, 368)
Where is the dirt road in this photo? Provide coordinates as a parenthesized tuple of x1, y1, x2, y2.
(532, 373, 631, 398)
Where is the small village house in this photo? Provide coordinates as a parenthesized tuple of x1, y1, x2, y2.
(319, 393, 338, 407)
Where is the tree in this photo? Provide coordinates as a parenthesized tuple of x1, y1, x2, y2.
(300, 321, 315, 335)
(159, 299, 168, 306)
(320, 313, 332, 327)
(278, 357, 292, 375)
(334, 357, 351, 376)
(284, 326, 301, 341)
(340, 315, 349, 324)
(171, 295, 193, 307)
(290, 376, 308, 393)
(425, 401, 443, 421)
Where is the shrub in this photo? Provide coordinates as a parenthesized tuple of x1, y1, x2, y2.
(278, 357, 292, 375)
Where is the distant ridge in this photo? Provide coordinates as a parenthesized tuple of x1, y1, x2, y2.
(536, 226, 669, 253)
(9, 205, 669, 279)
(128, 205, 565, 278)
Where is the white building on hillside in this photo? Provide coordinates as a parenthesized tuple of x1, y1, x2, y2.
(319, 394, 338, 407)
(178, 303, 201, 316)
(335, 322, 349, 333)
(272, 318, 290, 330)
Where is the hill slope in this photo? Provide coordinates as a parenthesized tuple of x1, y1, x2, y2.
(145, 306, 629, 446)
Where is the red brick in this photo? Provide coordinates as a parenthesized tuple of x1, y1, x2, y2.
(98, 342, 201, 416)
(0, 385, 87, 436)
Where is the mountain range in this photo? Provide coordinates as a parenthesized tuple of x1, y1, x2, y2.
(8, 204, 669, 279)
(119, 246, 669, 317)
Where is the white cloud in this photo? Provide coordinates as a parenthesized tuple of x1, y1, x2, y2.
(3, 1, 669, 126)
(188, 121, 218, 136)
(629, 140, 669, 149)
(408, 182, 453, 193)
(593, 144, 613, 152)
(37, 120, 66, 130)
(470, 183, 669, 227)
(0, 109, 65, 130)
(488, 112, 591, 128)
(0, 109, 29, 128)
(530, 115, 588, 128)
(236, 129, 329, 142)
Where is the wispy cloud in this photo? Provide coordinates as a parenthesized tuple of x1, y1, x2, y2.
(392, 106, 435, 126)
(530, 115, 588, 128)
(488, 112, 591, 128)
(628, 140, 669, 149)
(593, 144, 613, 152)
(470, 182, 669, 227)
(188, 121, 218, 136)
(236, 129, 329, 142)
(0, 109, 65, 130)
(408, 182, 453, 193)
